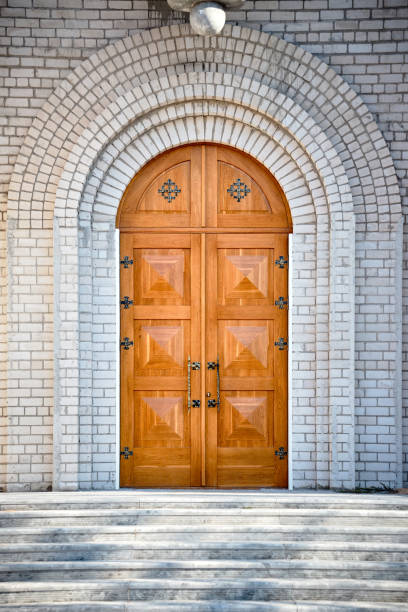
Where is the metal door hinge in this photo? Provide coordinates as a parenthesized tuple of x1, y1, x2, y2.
(120, 256, 133, 268)
(120, 337, 133, 350)
(275, 446, 288, 460)
(275, 297, 288, 310)
(120, 296, 133, 309)
(275, 256, 288, 269)
(274, 337, 288, 351)
(192, 400, 200, 408)
(120, 446, 133, 459)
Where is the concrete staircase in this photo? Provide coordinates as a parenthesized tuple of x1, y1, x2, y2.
(0, 490, 407, 611)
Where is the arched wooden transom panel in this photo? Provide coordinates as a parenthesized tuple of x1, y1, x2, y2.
(117, 145, 292, 230)
(118, 144, 291, 488)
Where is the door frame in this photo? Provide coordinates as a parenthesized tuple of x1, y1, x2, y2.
(114, 228, 294, 490)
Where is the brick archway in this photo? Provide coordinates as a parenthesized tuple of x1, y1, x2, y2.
(4, 27, 402, 491)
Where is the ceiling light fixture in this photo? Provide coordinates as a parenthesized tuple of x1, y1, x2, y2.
(167, 0, 244, 36)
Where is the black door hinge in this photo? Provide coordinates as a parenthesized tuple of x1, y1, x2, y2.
(275, 297, 288, 310)
(120, 296, 133, 309)
(275, 256, 288, 269)
(120, 256, 133, 268)
(120, 446, 133, 459)
(275, 446, 288, 460)
(274, 337, 288, 351)
(120, 337, 133, 350)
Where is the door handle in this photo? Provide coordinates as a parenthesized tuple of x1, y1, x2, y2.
(207, 356, 221, 412)
(188, 356, 200, 412)
(188, 355, 191, 413)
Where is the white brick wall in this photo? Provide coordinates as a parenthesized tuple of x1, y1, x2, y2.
(1, 2, 406, 491)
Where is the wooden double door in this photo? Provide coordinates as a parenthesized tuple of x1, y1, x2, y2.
(118, 145, 291, 488)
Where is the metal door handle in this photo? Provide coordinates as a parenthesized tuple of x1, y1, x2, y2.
(216, 355, 220, 412)
(188, 355, 191, 413)
(188, 356, 200, 412)
(208, 356, 221, 412)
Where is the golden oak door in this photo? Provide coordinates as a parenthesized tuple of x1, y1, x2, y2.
(205, 233, 288, 488)
(118, 144, 291, 488)
(120, 233, 201, 487)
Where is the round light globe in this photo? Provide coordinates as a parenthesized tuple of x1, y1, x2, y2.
(190, 2, 226, 36)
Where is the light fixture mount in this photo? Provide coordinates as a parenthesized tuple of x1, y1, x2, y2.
(167, 0, 245, 36)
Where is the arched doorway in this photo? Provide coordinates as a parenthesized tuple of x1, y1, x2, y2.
(117, 144, 292, 488)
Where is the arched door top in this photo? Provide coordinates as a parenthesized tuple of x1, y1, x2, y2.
(116, 144, 292, 231)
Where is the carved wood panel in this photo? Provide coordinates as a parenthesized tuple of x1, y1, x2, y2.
(117, 144, 291, 231)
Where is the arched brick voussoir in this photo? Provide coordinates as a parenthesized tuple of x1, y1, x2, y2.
(85, 116, 317, 228)
(8, 25, 400, 227)
(54, 75, 352, 227)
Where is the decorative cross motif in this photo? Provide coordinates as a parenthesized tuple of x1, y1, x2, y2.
(274, 337, 288, 351)
(120, 296, 133, 309)
(192, 362, 201, 370)
(227, 178, 251, 202)
(120, 337, 134, 350)
(158, 179, 181, 202)
(192, 400, 200, 408)
(120, 256, 133, 269)
(275, 446, 288, 460)
(275, 256, 288, 269)
(120, 446, 133, 459)
(275, 296, 288, 310)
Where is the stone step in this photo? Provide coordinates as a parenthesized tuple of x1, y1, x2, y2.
(1, 578, 408, 604)
(0, 559, 406, 582)
(0, 507, 406, 528)
(1, 493, 407, 608)
(1, 540, 407, 563)
(1, 524, 407, 544)
(1, 492, 407, 512)
(1, 601, 408, 612)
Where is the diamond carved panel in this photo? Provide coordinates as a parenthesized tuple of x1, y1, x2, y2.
(225, 254, 268, 299)
(220, 395, 268, 446)
(224, 324, 268, 370)
(138, 323, 184, 371)
(141, 252, 185, 299)
(142, 396, 184, 440)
